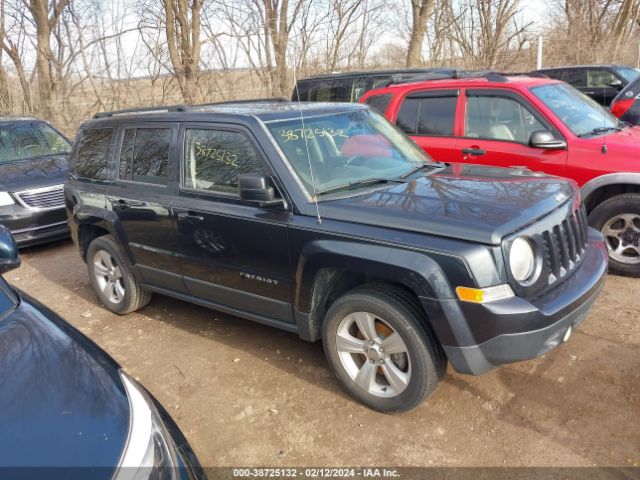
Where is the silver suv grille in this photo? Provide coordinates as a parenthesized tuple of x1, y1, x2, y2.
(15, 185, 65, 210)
(541, 205, 589, 283)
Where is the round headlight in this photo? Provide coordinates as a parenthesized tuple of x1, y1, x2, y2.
(509, 236, 536, 283)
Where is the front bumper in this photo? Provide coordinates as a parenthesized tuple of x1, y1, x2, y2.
(425, 229, 608, 375)
(1, 204, 69, 247)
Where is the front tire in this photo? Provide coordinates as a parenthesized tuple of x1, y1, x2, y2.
(589, 193, 640, 277)
(322, 285, 445, 413)
(87, 235, 151, 314)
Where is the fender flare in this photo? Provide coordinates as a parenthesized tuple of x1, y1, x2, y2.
(72, 206, 131, 262)
(294, 239, 463, 313)
(581, 173, 640, 205)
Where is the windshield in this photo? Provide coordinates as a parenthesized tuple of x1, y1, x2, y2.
(266, 109, 431, 196)
(531, 83, 621, 136)
(616, 67, 640, 83)
(0, 122, 71, 163)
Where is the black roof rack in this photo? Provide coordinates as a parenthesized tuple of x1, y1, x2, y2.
(93, 97, 290, 119)
(386, 69, 517, 86)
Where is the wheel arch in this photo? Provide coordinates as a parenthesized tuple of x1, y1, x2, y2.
(581, 173, 640, 213)
(292, 240, 459, 342)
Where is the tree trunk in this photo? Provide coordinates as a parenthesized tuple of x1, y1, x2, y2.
(406, 0, 435, 67)
(163, 0, 202, 104)
(0, 0, 10, 111)
(28, 0, 69, 121)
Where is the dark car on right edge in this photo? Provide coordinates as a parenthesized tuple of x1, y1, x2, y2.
(536, 64, 640, 106)
(66, 101, 607, 413)
(611, 75, 640, 125)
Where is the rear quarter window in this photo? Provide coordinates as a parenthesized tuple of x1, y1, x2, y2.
(74, 128, 115, 179)
(364, 94, 393, 114)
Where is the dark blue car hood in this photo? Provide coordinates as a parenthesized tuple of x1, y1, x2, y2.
(318, 163, 577, 245)
(0, 155, 68, 192)
(0, 290, 129, 472)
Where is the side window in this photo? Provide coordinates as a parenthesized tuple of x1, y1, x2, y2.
(75, 128, 115, 179)
(364, 94, 393, 114)
(561, 69, 587, 87)
(416, 96, 457, 135)
(587, 69, 616, 88)
(465, 95, 545, 143)
(118, 128, 170, 185)
(183, 129, 265, 194)
(396, 94, 457, 136)
(396, 98, 420, 134)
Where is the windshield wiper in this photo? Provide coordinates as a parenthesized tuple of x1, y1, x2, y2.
(578, 126, 622, 138)
(316, 178, 407, 197)
(400, 162, 445, 178)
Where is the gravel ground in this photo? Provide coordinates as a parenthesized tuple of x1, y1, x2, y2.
(5, 239, 640, 468)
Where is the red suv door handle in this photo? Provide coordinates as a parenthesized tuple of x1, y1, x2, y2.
(462, 148, 486, 156)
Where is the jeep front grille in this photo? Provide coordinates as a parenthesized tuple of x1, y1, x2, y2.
(15, 185, 65, 210)
(541, 205, 589, 283)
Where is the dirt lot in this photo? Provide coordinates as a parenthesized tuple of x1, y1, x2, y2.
(5, 239, 640, 468)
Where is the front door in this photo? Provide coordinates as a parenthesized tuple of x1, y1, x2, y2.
(106, 123, 184, 291)
(457, 89, 567, 177)
(171, 124, 293, 322)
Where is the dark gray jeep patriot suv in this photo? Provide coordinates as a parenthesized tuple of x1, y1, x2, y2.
(65, 102, 608, 412)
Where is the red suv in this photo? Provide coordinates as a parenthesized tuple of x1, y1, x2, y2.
(361, 72, 640, 277)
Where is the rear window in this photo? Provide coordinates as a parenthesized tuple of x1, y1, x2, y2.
(364, 94, 392, 114)
(294, 79, 350, 102)
(118, 128, 171, 185)
(396, 94, 457, 136)
(75, 128, 114, 179)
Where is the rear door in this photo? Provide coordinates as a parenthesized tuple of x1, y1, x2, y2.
(107, 123, 184, 291)
(393, 89, 459, 161)
(457, 89, 567, 176)
(171, 123, 293, 322)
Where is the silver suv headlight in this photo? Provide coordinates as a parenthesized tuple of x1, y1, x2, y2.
(509, 236, 539, 284)
(114, 371, 179, 480)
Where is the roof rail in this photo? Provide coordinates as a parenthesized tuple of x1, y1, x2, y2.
(193, 97, 289, 108)
(93, 104, 189, 118)
(387, 69, 529, 86)
(93, 97, 290, 119)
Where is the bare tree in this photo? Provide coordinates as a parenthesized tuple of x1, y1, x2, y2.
(28, 0, 70, 120)
(406, 0, 435, 67)
(0, 0, 12, 111)
(449, 0, 531, 70)
(163, 0, 202, 103)
(262, 0, 305, 97)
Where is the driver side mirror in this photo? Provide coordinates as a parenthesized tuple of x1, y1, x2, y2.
(238, 174, 285, 208)
(529, 130, 567, 150)
(0, 225, 20, 274)
(608, 79, 623, 90)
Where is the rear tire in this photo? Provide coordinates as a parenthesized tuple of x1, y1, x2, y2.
(588, 193, 640, 277)
(322, 284, 445, 413)
(87, 235, 151, 314)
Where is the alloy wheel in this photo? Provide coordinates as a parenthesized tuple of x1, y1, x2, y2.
(601, 213, 640, 264)
(335, 311, 411, 398)
(93, 250, 126, 304)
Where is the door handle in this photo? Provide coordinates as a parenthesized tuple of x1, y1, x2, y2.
(462, 148, 486, 156)
(177, 211, 204, 222)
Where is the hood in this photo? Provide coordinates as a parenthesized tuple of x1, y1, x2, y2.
(318, 163, 576, 245)
(0, 292, 128, 472)
(588, 124, 640, 148)
(0, 155, 68, 192)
